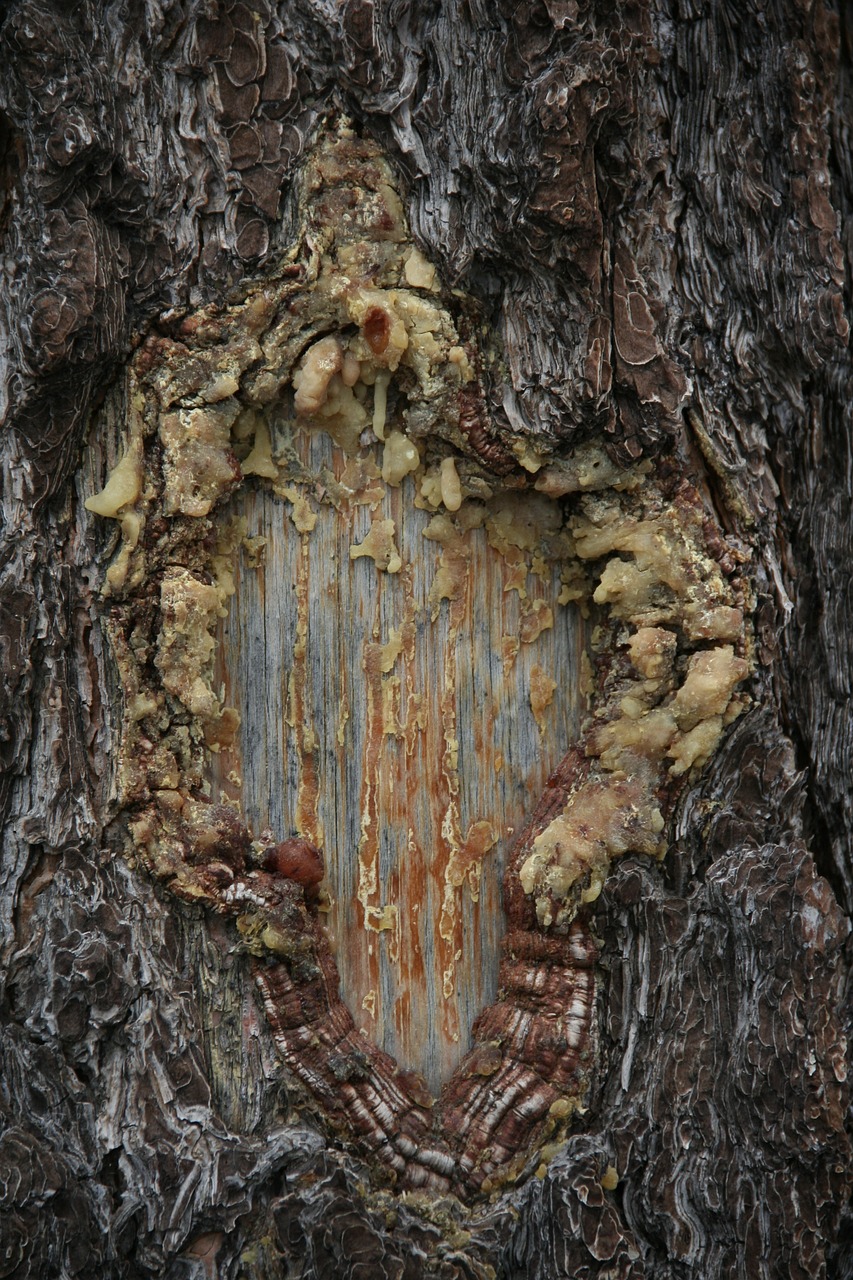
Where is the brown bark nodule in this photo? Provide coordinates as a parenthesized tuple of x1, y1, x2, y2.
(0, 3, 851, 1278)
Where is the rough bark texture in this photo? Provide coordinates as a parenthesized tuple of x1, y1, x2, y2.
(0, 2, 851, 1278)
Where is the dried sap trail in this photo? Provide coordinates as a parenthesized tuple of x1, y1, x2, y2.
(212, 421, 587, 1089)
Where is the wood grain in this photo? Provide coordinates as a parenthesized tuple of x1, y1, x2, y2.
(213, 423, 586, 1088)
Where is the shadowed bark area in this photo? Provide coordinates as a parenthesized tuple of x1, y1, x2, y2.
(0, 2, 851, 1278)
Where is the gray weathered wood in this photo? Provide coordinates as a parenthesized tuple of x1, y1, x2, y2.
(213, 422, 585, 1089)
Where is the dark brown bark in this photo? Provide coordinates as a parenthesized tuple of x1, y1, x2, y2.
(0, 2, 851, 1278)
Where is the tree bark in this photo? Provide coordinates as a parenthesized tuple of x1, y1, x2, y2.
(1, 2, 851, 1278)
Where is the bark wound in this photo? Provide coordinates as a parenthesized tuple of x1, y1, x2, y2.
(213, 429, 587, 1089)
(84, 123, 751, 1199)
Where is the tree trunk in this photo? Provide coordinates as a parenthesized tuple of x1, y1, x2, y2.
(1, 2, 851, 1278)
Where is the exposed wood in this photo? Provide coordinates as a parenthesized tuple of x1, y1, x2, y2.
(214, 425, 586, 1089)
(0, 1, 851, 1277)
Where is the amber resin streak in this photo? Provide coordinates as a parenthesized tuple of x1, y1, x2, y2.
(83, 124, 751, 1200)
